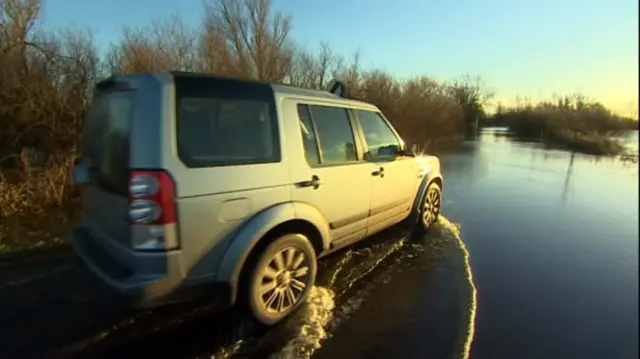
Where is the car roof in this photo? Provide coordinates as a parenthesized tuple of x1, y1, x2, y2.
(166, 71, 376, 109)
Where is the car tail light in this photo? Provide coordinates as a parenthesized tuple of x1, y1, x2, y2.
(129, 171, 179, 251)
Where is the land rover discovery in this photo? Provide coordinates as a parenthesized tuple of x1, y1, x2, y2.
(71, 72, 443, 325)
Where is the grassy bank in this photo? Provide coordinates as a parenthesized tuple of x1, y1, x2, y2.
(0, 211, 80, 255)
(489, 96, 638, 155)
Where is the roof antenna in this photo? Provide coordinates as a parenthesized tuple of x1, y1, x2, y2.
(326, 79, 347, 98)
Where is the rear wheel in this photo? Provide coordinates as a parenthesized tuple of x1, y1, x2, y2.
(419, 182, 442, 231)
(246, 233, 317, 325)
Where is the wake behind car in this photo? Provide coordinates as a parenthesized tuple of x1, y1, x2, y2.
(71, 72, 443, 325)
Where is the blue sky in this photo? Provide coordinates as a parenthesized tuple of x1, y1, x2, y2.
(41, 0, 638, 116)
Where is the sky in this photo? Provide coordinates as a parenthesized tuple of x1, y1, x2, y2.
(40, 0, 639, 117)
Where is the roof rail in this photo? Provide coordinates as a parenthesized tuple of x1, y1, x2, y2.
(326, 79, 347, 98)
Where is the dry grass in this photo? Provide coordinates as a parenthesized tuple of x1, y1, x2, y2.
(0, 151, 77, 217)
(0, 210, 78, 254)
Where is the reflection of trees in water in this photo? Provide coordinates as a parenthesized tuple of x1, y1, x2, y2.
(562, 151, 575, 205)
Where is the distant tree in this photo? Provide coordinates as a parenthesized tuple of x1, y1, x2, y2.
(448, 75, 494, 124)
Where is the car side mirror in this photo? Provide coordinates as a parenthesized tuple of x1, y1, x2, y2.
(402, 143, 419, 156)
(378, 145, 404, 159)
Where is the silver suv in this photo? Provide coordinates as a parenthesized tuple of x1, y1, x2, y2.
(71, 72, 443, 325)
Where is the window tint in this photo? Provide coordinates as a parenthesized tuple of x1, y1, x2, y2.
(308, 105, 358, 164)
(175, 76, 280, 167)
(82, 90, 135, 193)
(355, 110, 401, 160)
(177, 98, 278, 166)
(297, 105, 320, 166)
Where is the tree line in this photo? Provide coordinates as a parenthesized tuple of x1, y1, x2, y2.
(0, 0, 490, 167)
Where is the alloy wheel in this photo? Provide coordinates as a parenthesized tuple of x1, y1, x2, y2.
(256, 246, 310, 314)
(423, 186, 441, 228)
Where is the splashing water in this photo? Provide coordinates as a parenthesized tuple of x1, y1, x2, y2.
(264, 216, 476, 359)
(434, 216, 478, 359)
(269, 287, 336, 359)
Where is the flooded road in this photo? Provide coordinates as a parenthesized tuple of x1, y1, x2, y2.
(439, 129, 639, 358)
(0, 220, 470, 359)
(1, 128, 637, 358)
(317, 129, 638, 359)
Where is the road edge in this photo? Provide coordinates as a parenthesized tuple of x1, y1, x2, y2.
(0, 244, 74, 267)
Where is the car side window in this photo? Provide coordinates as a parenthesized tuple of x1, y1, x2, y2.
(307, 105, 358, 164)
(297, 104, 320, 166)
(174, 76, 280, 168)
(355, 110, 401, 160)
(177, 98, 277, 166)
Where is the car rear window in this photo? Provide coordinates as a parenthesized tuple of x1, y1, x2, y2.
(81, 88, 136, 194)
(174, 76, 280, 167)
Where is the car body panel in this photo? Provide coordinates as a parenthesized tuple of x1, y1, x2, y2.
(280, 97, 373, 244)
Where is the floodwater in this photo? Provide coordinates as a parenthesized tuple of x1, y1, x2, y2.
(440, 129, 639, 358)
(315, 128, 639, 359)
(1, 128, 638, 359)
(1, 212, 471, 359)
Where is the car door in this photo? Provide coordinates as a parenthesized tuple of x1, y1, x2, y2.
(353, 109, 420, 233)
(289, 102, 372, 246)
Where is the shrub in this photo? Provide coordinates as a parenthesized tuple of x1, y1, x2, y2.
(492, 95, 637, 155)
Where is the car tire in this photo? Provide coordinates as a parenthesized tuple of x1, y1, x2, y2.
(417, 182, 442, 232)
(245, 233, 317, 326)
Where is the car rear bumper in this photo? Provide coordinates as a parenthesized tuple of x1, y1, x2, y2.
(71, 225, 232, 308)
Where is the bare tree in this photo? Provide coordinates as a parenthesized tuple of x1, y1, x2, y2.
(0, 0, 103, 215)
(391, 76, 465, 144)
(287, 42, 337, 89)
(333, 49, 363, 98)
(106, 14, 198, 75)
(198, 17, 238, 76)
(0, 0, 40, 63)
(448, 74, 494, 123)
(203, 0, 294, 81)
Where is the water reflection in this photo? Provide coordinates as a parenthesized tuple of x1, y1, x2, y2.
(441, 128, 639, 359)
(561, 151, 575, 205)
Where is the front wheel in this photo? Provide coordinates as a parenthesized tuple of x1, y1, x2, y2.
(419, 182, 442, 231)
(246, 233, 317, 325)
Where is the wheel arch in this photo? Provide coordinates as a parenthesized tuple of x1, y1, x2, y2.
(216, 201, 330, 304)
(408, 174, 444, 227)
(431, 176, 443, 191)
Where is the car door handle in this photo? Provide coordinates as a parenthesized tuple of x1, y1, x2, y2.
(372, 167, 385, 177)
(296, 175, 322, 189)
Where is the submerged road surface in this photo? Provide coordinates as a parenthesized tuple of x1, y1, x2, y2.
(0, 219, 474, 359)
